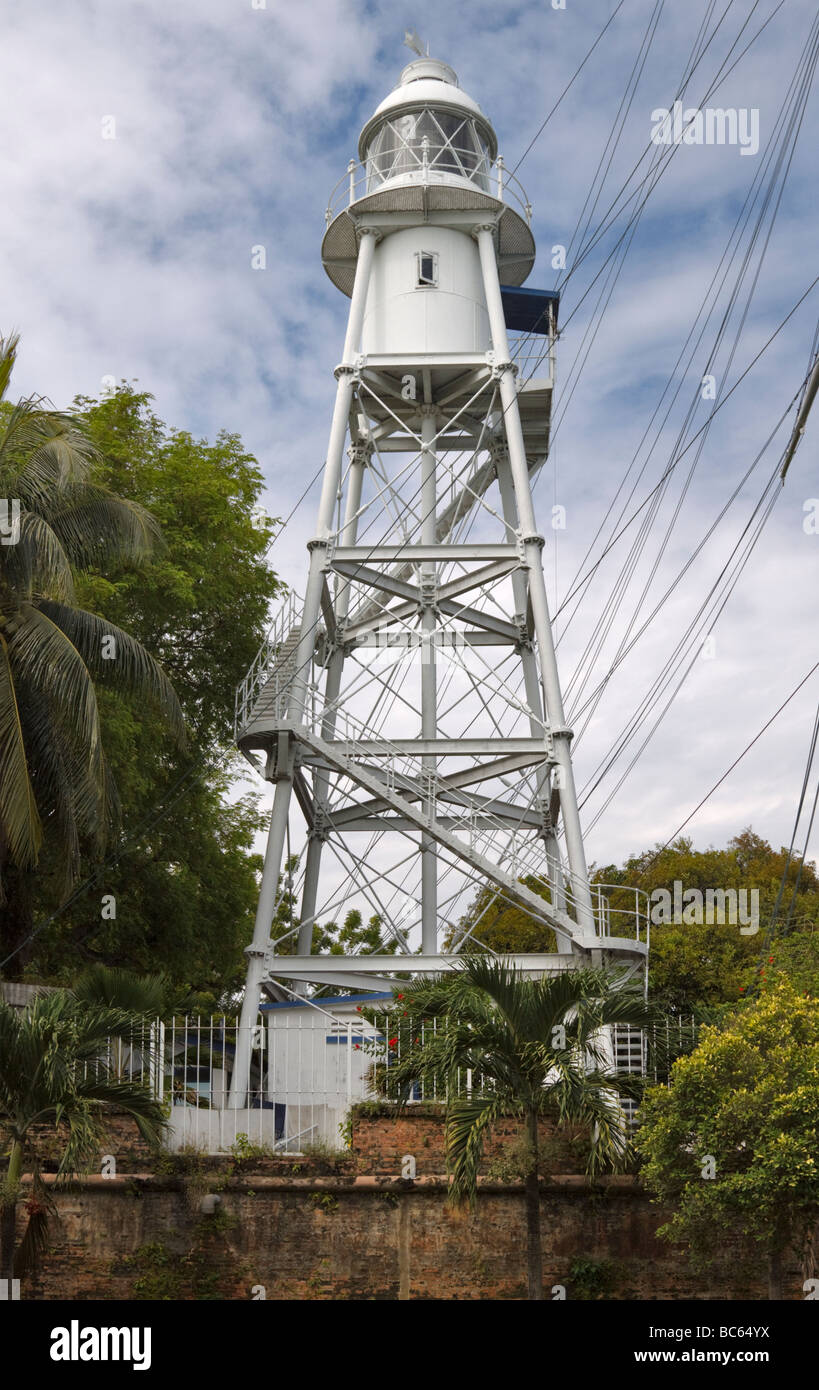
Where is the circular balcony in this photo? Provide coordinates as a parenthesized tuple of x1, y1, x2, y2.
(322, 149, 536, 296)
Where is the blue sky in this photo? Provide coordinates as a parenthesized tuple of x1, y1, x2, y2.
(1, 0, 818, 872)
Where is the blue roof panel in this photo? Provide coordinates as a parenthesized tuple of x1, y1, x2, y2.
(501, 285, 559, 335)
(261, 991, 393, 1011)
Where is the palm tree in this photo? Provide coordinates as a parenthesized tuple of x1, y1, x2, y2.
(0, 990, 168, 1283)
(0, 333, 184, 963)
(380, 958, 657, 1300)
(72, 963, 173, 1081)
(73, 963, 170, 1018)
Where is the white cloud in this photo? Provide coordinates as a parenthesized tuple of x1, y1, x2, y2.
(2, 0, 817, 900)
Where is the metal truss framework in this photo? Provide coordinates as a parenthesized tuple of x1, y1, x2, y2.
(229, 210, 648, 1105)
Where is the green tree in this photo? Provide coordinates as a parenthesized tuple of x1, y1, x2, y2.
(645, 921, 759, 1015)
(0, 990, 167, 1283)
(636, 980, 819, 1299)
(444, 874, 558, 954)
(72, 962, 170, 1017)
(260, 858, 403, 996)
(767, 927, 819, 998)
(0, 338, 184, 967)
(611, 832, 819, 1013)
(23, 384, 280, 1000)
(450, 832, 819, 1014)
(70, 383, 280, 746)
(376, 958, 656, 1300)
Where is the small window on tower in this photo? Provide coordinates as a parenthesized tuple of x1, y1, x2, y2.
(416, 252, 438, 287)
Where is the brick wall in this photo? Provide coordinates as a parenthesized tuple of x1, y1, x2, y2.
(351, 1104, 589, 1175)
(17, 1173, 798, 1301)
(9, 1109, 803, 1300)
(28, 1106, 588, 1179)
(28, 1112, 157, 1173)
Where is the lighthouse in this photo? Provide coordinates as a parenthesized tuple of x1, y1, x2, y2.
(230, 46, 648, 1104)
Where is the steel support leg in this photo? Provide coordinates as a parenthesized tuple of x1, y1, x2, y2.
(228, 772, 292, 1107)
(420, 410, 438, 954)
(477, 225, 595, 937)
(495, 445, 570, 948)
(297, 443, 369, 953)
(230, 230, 378, 1105)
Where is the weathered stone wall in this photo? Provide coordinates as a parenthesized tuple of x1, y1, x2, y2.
(350, 1103, 588, 1176)
(29, 1112, 157, 1172)
(11, 1110, 803, 1301)
(16, 1174, 799, 1302)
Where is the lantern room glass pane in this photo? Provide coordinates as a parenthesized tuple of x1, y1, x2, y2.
(365, 110, 492, 193)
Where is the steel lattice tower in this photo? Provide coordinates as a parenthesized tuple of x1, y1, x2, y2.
(230, 51, 647, 1103)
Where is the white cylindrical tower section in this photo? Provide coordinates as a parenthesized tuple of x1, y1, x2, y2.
(361, 225, 490, 356)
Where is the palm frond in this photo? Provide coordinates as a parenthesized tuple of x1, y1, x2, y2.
(15, 678, 112, 878)
(447, 1093, 511, 1206)
(7, 603, 104, 787)
(1, 509, 76, 603)
(0, 402, 95, 494)
(13, 415, 98, 498)
(454, 956, 534, 1038)
(73, 965, 169, 1019)
(378, 962, 666, 1207)
(0, 333, 20, 407)
(36, 599, 186, 745)
(0, 634, 42, 867)
(0, 993, 168, 1173)
(44, 486, 162, 568)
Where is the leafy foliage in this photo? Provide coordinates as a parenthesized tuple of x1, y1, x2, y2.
(449, 831, 819, 1015)
(443, 874, 559, 954)
(635, 980, 819, 1295)
(0, 990, 167, 1278)
(69, 384, 280, 747)
(368, 959, 657, 1299)
(72, 963, 171, 1018)
(373, 959, 656, 1197)
(18, 383, 281, 1001)
(0, 339, 185, 966)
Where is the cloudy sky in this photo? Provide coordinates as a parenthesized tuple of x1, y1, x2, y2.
(2, 0, 818, 879)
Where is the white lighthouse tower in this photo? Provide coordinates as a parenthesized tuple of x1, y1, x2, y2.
(230, 45, 648, 1103)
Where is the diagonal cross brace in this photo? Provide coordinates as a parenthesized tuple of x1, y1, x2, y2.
(333, 560, 520, 641)
(328, 750, 543, 822)
(294, 722, 584, 948)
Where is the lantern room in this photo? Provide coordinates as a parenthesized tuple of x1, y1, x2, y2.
(358, 57, 497, 195)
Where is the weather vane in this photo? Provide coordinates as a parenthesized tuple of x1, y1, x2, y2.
(403, 29, 429, 57)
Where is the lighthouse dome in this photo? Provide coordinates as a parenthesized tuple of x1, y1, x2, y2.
(398, 57, 459, 86)
(322, 51, 535, 296)
(358, 58, 498, 183)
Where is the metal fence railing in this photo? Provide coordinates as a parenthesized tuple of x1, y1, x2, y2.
(96, 1012, 380, 1155)
(97, 1009, 699, 1156)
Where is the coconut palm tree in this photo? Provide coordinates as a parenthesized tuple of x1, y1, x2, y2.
(379, 958, 657, 1300)
(0, 990, 168, 1282)
(0, 333, 184, 963)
